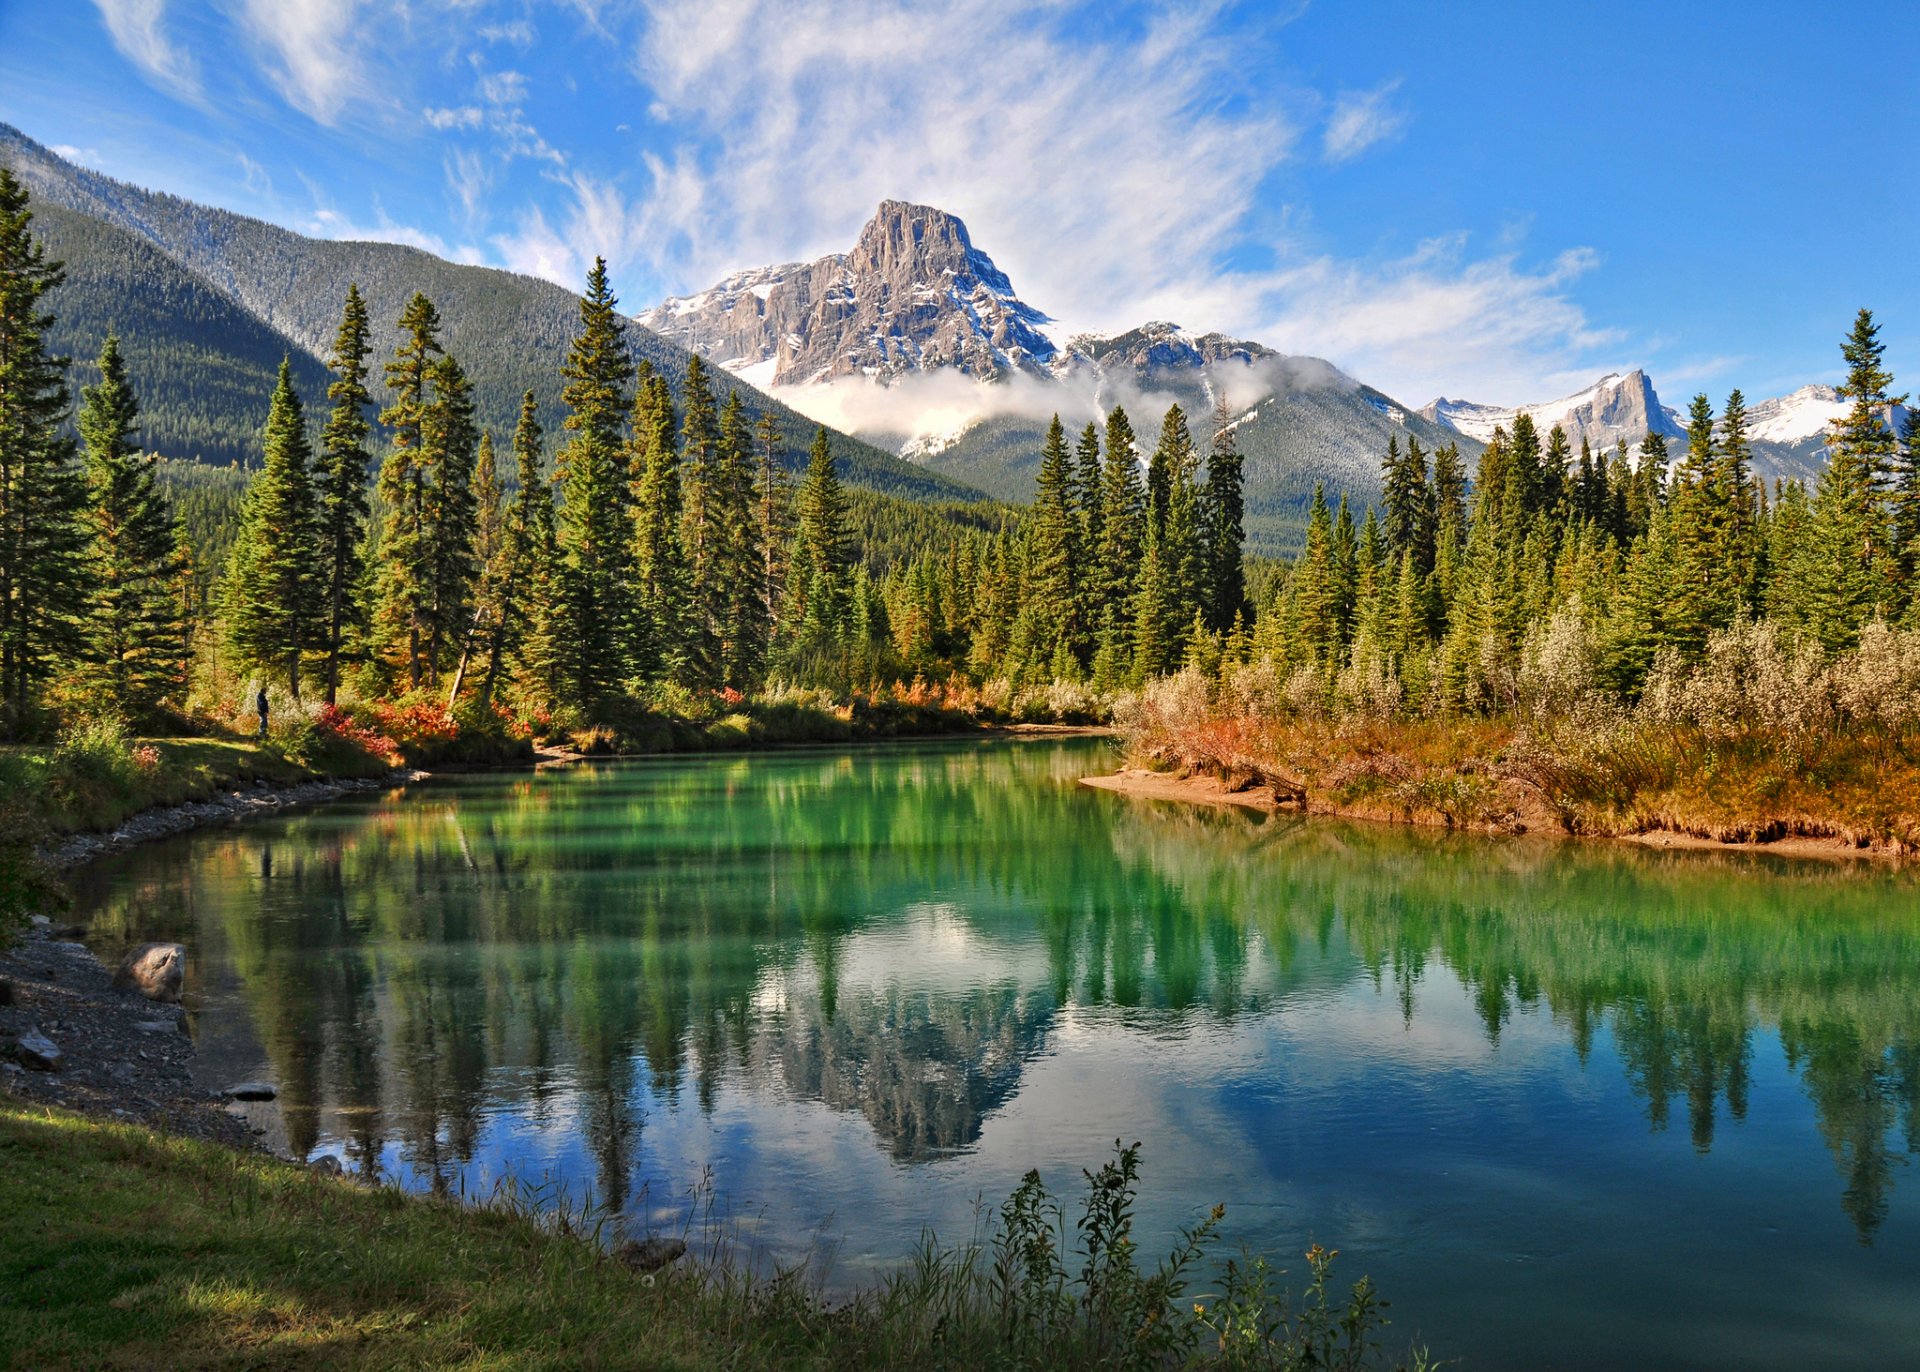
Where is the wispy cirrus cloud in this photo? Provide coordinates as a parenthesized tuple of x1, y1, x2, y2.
(229, 0, 371, 125)
(92, 0, 202, 101)
(1323, 80, 1406, 163)
(1262, 237, 1620, 402)
(618, 0, 1296, 338)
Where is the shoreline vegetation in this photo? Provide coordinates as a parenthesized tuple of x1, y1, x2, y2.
(0, 1102, 1429, 1371)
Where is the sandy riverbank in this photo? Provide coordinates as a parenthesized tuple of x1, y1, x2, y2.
(1079, 767, 1900, 862)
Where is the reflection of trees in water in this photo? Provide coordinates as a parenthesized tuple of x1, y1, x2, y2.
(1116, 805, 1920, 1239)
(72, 744, 1920, 1237)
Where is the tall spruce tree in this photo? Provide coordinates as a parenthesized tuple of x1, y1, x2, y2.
(716, 391, 766, 688)
(1020, 415, 1081, 674)
(1805, 308, 1902, 650)
(501, 392, 563, 705)
(556, 258, 636, 707)
(447, 430, 509, 705)
(78, 333, 185, 719)
(1091, 406, 1144, 686)
(1202, 397, 1246, 633)
(755, 409, 791, 636)
(786, 427, 850, 654)
(224, 359, 322, 700)
(630, 372, 686, 683)
(423, 354, 480, 682)
(0, 168, 88, 736)
(1895, 411, 1920, 620)
(678, 354, 724, 686)
(375, 292, 445, 689)
(317, 284, 373, 704)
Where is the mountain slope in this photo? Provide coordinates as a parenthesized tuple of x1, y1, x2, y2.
(639, 200, 1056, 386)
(30, 199, 331, 466)
(1418, 371, 1686, 455)
(647, 205, 1475, 552)
(0, 125, 984, 502)
(1419, 371, 1898, 486)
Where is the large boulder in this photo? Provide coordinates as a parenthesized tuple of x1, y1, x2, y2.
(16, 1027, 62, 1071)
(113, 943, 186, 1003)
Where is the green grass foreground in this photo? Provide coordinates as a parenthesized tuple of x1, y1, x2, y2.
(0, 1103, 1427, 1371)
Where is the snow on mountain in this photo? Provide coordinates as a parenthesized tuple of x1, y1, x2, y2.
(1746, 384, 1848, 445)
(637, 201, 1058, 386)
(1418, 371, 1685, 452)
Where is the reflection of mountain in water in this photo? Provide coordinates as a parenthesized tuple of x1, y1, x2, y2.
(69, 742, 1920, 1239)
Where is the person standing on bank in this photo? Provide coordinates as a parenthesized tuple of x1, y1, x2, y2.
(255, 686, 269, 741)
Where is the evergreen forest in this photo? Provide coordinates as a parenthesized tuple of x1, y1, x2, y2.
(3, 166, 1918, 792)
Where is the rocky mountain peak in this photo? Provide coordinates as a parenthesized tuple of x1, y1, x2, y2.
(637, 200, 1056, 386)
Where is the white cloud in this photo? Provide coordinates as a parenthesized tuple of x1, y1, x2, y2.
(229, 0, 371, 125)
(611, 1, 1616, 401)
(1322, 80, 1406, 163)
(764, 353, 1349, 453)
(1260, 237, 1623, 404)
(477, 19, 535, 45)
(625, 0, 1294, 339)
(424, 106, 485, 131)
(92, 0, 202, 100)
(492, 169, 648, 288)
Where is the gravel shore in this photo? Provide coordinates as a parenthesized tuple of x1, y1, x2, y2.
(4, 766, 428, 1147)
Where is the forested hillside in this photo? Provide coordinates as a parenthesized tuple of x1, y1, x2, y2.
(0, 124, 979, 503)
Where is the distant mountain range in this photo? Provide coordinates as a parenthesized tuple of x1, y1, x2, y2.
(0, 124, 982, 505)
(644, 201, 1873, 549)
(1, 124, 1876, 550)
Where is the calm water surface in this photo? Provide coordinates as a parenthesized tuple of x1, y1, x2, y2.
(70, 739, 1920, 1370)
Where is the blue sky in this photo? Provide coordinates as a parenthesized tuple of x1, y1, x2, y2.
(0, 0, 1912, 406)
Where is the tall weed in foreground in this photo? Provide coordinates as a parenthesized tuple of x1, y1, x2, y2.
(839, 1141, 1426, 1371)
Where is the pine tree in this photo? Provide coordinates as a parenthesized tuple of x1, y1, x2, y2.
(0, 169, 88, 735)
(1804, 308, 1903, 650)
(1074, 421, 1104, 642)
(1667, 393, 1732, 656)
(1202, 397, 1246, 633)
(715, 391, 766, 689)
(1146, 403, 1194, 542)
(755, 409, 791, 638)
(630, 372, 685, 683)
(786, 427, 851, 655)
(423, 354, 479, 682)
(448, 430, 506, 706)
(501, 392, 563, 705)
(78, 333, 185, 719)
(1431, 441, 1468, 536)
(1092, 406, 1144, 680)
(375, 292, 445, 690)
(1717, 388, 1761, 613)
(317, 284, 373, 704)
(223, 359, 322, 700)
(678, 354, 723, 686)
(1381, 433, 1436, 575)
(1020, 415, 1081, 675)
(555, 258, 636, 707)
(1894, 411, 1920, 618)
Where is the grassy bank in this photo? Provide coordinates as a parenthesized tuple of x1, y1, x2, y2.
(1115, 621, 1920, 851)
(0, 1103, 1423, 1371)
(0, 733, 389, 837)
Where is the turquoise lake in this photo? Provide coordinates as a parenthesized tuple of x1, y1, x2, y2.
(69, 738, 1920, 1369)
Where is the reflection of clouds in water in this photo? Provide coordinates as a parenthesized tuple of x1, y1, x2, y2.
(68, 743, 1920, 1362)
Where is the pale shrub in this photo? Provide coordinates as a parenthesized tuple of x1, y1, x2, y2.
(1283, 665, 1329, 718)
(1832, 620, 1920, 729)
(1638, 619, 1833, 736)
(1333, 631, 1403, 721)
(1218, 658, 1289, 720)
(1517, 604, 1601, 721)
